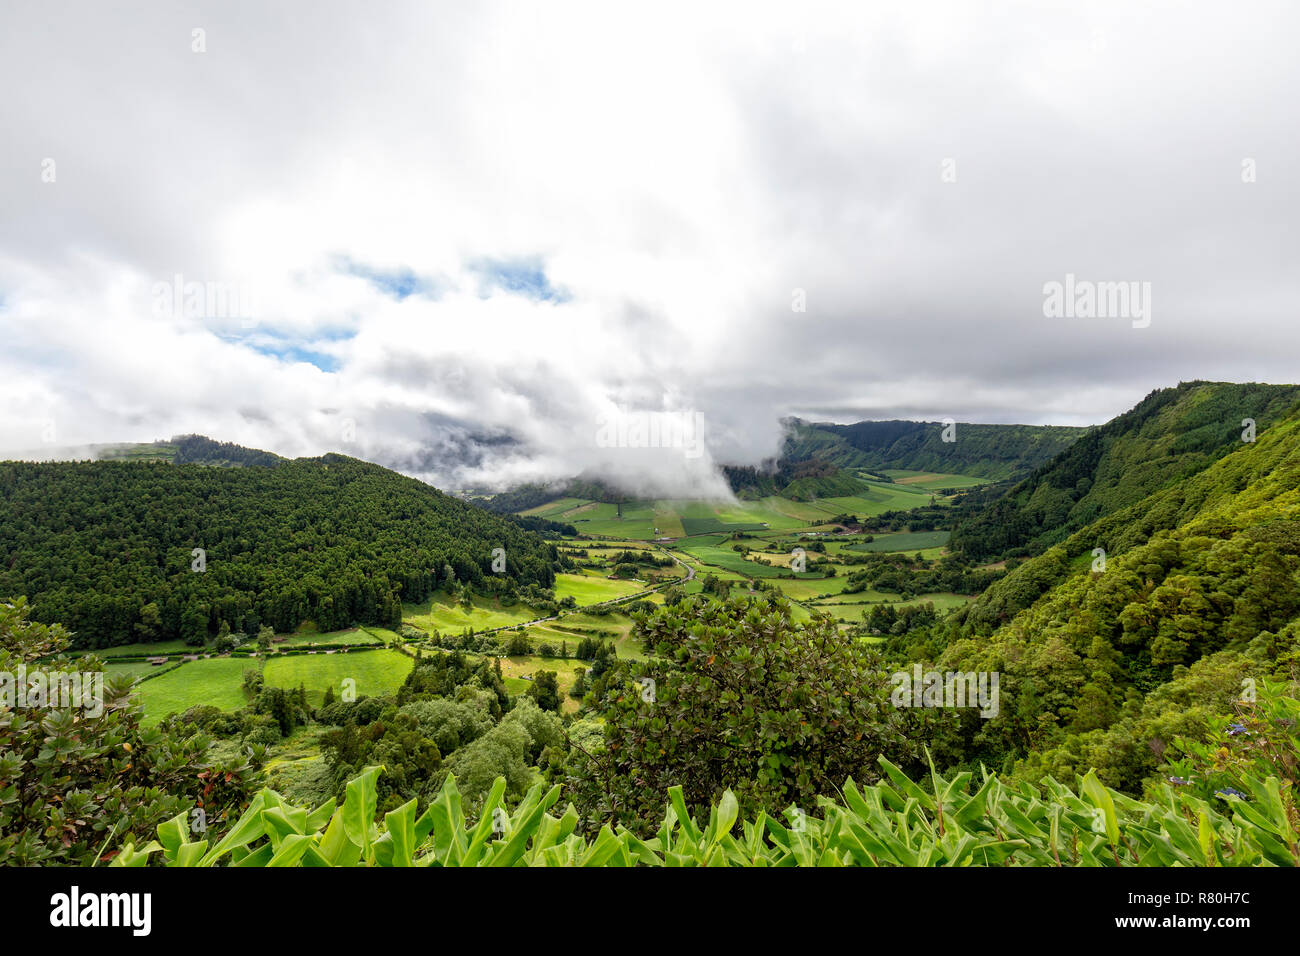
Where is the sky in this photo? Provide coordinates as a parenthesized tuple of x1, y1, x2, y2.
(2, 1, 1298, 496)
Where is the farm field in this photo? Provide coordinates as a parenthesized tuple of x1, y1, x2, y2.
(895, 592, 976, 612)
(766, 576, 855, 601)
(673, 542, 800, 578)
(519, 496, 591, 518)
(881, 470, 991, 490)
(847, 531, 951, 552)
(103, 659, 169, 681)
(803, 587, 896, 605)
(133, 657, 255, 725)
(495, 655, 588, 713)
(94, 638, 191, 659)
(274, 627, 385, 647)
(264, 648, 414, 706)
(404, 592, 544, 633)
(554, 571, 648, 606)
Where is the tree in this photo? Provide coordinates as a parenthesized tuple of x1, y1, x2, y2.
(573, 595, 916, 832)
(527, 671, 562, 712)
(180, 601, 208, 646)
(134, 601, 163, 641)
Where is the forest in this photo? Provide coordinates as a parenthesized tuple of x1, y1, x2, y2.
(0, 454, 557, 647)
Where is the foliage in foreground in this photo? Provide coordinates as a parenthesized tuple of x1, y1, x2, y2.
(0, 599, 256, 865)
(113, 750, 1297, 867)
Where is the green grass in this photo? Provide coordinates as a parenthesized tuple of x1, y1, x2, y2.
(103, 660, 167, 681)
(553, 572, 645, 606)
(404, 592, 543, 633)
(675, 542, 813, 579)
(679, 516, 768, 535)
(264, 648, 414, 707)
(90, 639, 191, 659)
(273, 627, 384, 647)
(765, 576, 854, 601)
(895, 592, 975, 612)
(846, 531, 951, 552)
(518, 496, 589, 518)
(134, 657, 256, 725)
(881, 470, 990, 490)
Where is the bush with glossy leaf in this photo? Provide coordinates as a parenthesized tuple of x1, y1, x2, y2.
(112, 753, 1297, 867)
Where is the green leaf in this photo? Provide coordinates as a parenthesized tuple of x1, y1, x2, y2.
(342, 765, 383, 857)
(1080, 771, 1120, 847)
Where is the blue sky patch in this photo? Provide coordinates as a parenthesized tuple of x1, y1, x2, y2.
(470, 257, 569, 303)
(336, 256, 441, 300)
(249, 340, 341, 373)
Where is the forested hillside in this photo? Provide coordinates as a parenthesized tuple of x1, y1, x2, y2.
(721, 459, 867, 500)
(0, 455, 557, 648)
(950, 381, 1300, 560)
(918, 397, 1300, 792)
(93, 434, 286, 467)
(782, 419, 1085, 480)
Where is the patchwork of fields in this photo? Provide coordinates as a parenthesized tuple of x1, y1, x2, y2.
(108, 468, 982, 725)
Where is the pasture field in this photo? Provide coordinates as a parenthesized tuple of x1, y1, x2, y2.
(94, 638, 191, 658)
(716, 498, 822, 530)
(103, 659, 167, 681)
(673, 542, 797, 579)
(881, 470, 991, 490)
(554, 572, 646, 606)
(804, 587, 896, 605)
(805, 487, 940, 517)
(274, 627, 384, 647)
(134, 657, 255, 725)
(895, 592, 975, 612)
(804, 590, 972, 621)
(765, 576, 855, 601)
(264, 648, 414, 706)
(404, 592, 543, 633)
(518, 496, 590, 518)
(847, 531, 951, 553)
(806, 602, 873, 623)
(494, 656, 588, 713)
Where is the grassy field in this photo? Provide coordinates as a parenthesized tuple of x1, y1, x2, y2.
(92, 639, 191, 658)
(895, 592, 976, 612)
(496, 656, 588, 713)
(404, 592, 544, 633)
(518, 496, 590, 518)
(847, 531, 951, 552)
(553, 572, 646, 606)
(264, 648, 414, 706)
(674, 542, 812, 579)
(134, 657, 256, 725)
(765, 576, 854, 601)
(273, 627, 385, 647)
(103, 659, 169, 681)
(881, 470, 991, 490)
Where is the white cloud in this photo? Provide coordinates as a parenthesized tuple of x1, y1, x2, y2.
(2, 0, 1298, 492)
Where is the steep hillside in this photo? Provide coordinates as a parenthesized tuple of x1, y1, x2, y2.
(950, 381, 1300, 560)
(931, 398, 1300, 790)
(0, 454, 557, 648)
(783, 419, 1085, 480)
(721, 459, 867, 500)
